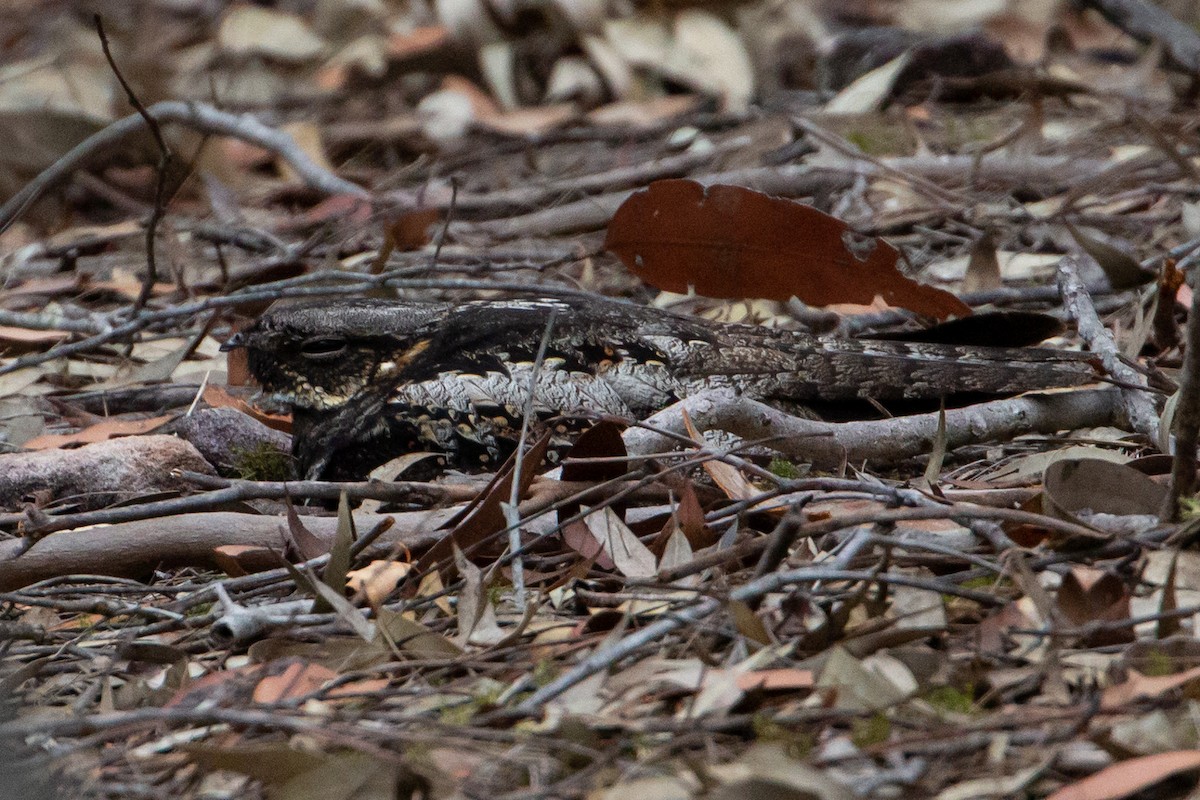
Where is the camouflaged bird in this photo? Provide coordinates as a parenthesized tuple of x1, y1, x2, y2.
(221, 295, 1097, 481)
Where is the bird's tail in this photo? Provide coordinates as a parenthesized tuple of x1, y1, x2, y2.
(698, 332, 1100, 403)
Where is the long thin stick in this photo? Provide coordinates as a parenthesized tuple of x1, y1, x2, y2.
(505, 310, 558, 611)
(94, 15, 173, 312)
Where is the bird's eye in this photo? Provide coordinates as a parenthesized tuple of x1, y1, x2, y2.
(300, 337, 347, 358)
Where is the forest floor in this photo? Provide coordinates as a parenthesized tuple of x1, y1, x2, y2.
(3, 1, 1200, 798)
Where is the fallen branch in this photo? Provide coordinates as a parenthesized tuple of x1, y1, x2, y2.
(1057, 250, 1162, 441)
(451, 165, 857, 239)
(623, 387, 1121, 469)
(0, 100, 367, 235)
(0, 436, 215, 513)
(1079, 0, 1200, 74)
(0, 511, 451, 592)
(8, 474, 481, 537)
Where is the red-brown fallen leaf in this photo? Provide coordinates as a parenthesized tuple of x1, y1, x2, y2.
(1057, 566, 1131, 627)
(605, 179, 971, 320)
(1046, 751, 1200, 800)
(0, 274, 80, 298)
(203, 385, 292, 433)
(214, 136, 273, 170)
(23, 415, 174, 449)
(87, 277, 176, 299)
(224, 338, 251, 386)
(476, 105, 579, 136)
(165, 663, 261, 708)
(212, 545, 281, 577)
(736, 668, 815, 692)
(562, 518, 615, 571)
(440, 75, 501, 119)
(325, 678, 391, 698)
(252, 661, 337, 704)
(389, 208, 441, 251)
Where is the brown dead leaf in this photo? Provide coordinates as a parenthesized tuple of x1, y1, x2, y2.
(388, 208, 441, 252)
(1056, 566, 1131, 643)
(211, 545, 280, 577)
(563, 519, 614, 570)
(606, 180, 970, 319)
(275, 193, 372, 233)
(1046, 750, 1200, 800)
(681, 408, 757, 501)
(413, 433, 549, 581)
(1101, 666, 1200, 710)
(1042, 458, 1167, 532)
(586, 95, 704, 127)
(23, 415, 174, 449)
(736, 668, 815, 692)
(440, 75, 501, 119)
(584, 506, 657, 578)
(203, 385, 292, 432)
(962, 232, 1002, 293)
(252, 660, 337, 704)
(0, 325, 70, 352)
(475, 105, 579, 136)
(0, 274, 80, 298)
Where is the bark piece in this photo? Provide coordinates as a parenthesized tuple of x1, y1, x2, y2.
(0, 435, 216, 510)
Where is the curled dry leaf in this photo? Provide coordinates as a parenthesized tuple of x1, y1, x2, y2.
(606, 179, 970, 320)
(347, 561, 413, 607)
(1042, 458, 1167, 527)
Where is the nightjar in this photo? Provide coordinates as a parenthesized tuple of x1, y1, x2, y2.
(221, 295, 1095, 480)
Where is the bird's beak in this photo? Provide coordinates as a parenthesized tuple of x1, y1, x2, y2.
(220, 331, 248, 352)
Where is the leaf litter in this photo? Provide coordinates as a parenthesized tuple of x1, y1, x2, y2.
(3, 2, 1200, 799)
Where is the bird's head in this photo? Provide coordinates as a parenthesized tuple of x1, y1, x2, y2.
(220, 299, 447, 411)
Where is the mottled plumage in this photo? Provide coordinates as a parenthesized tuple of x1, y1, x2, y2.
(222, 296, 1096, 480)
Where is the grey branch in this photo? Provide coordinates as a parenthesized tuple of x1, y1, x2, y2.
(623, 387, 1121, 469)
(1057, 250, 1161, 441)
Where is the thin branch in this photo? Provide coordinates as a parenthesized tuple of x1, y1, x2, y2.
(94, 14, 172, 311)
(1057, 250, 1162, 441)
(0, 100, 367, 236)
(1164, 277, 1200, 520)
(624, 387, 1121, 469)
(505, 310, 558, 611)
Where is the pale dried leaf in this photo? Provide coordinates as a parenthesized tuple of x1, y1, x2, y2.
(583, 506, 656, 578)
